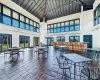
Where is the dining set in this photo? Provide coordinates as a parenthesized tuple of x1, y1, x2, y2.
(3, 47, 25, 61)
(35, 46, 49, 60)
(56, 46, 100, 80)
(3, 44, 49, 62)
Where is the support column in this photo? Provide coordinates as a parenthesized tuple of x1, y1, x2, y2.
(81, 6, 83, 12)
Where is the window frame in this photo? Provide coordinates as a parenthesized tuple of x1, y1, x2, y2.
(19, 35, 30, 47)
(47, 19, 80, 33)
(56, 36, 65, 42)
(69, 36, 80, 42)
(0, 3, 39, 32)
(94, 4, 100, 26)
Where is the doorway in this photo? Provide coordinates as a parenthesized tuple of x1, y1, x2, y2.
(0, 34, 12, 52)
(19, 35, 30, 47)
(46, 37, 54, 46)
(33, 37, 39, 46)
(83, 35, 92, 48)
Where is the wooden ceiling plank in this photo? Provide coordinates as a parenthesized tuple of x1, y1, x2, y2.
(31, 0, 44, 13)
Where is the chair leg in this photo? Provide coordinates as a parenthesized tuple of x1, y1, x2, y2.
(61, 69, 64, 80)
(4, 53, 5, 62)
(69, 68, 71, 79)
(56, 68, 60, 79)
(38, 54, 39, 60)
(80, 71, 82, 80)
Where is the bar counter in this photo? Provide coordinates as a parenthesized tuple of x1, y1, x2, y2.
(53, 42, 87, 52)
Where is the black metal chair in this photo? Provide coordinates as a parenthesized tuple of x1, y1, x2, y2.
(38, 49, 45, 60)
(80, 67, 100, 80)
(44, 46, 49, 59)
(59, 48, 66, 54)
(56, 55, 71, 80)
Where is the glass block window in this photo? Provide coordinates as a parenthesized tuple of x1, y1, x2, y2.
(3, 6, 11, 16)
(75, 20, 80, 31)
(12, 19, 19, 27)
(30, 20, 33, 25)
(20, 15, 24, 22)
(34, 22, 36, 26)
(54, 24, 56, 28)
(61, 22, 64, 27)
(65, 27, 69, 31)
(70, 21, 74, 31)
(65, 22, 69, 26)
(61, 22, 64, 32)
(94, 4, 100, 26)
(54, 24, 57, 33)
(50, 28, 53, 33)
(51, 24, 53, 28)
(26, 24, 30, 30)
(30, 26, 33, 31)
(3, 15, 11, 25)
(75, 20, 79, 25)
(57, 27, 60, 32)
(57, 23, 60, 27)
(13, 11, 19, 19)
(37, 23, 39, 28)
(20, 22, 25, 29)
(47, 19, 80, 33)
(26, 18, 29, 24)
(0, 5, 1, 13)
(0, 3, 39, 32)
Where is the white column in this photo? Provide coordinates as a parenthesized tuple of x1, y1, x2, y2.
(65, 35, 69, 42)
(40, 22, 47, 44)
(54, 36, 56, 42)
(81, 6, 83, 12)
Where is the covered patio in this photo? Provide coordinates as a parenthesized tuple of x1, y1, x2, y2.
(0, 0, 100, 80)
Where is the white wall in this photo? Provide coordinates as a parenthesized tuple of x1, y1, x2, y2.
(47, 13, 80, 24)
(80, 10, 94, 42)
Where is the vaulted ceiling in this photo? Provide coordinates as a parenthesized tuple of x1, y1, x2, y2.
(12, 0, 95, 21)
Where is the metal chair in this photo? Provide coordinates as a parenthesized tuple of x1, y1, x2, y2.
(56, 55, 71, 80)
(4, 50, 11, 61)
(59, 47, 68, 54)
(44, 47, 48, 59)
(80, 67, 100, 80)
(38, 49, 45, 60)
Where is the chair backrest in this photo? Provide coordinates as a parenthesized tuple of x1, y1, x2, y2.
(56, 55, 67, 67)
(82, 67, 100, 80)
(38, 49, 45, 54)
(81, 68, 90, 77)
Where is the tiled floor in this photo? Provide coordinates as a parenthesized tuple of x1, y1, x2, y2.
(0, 47, 99, 80)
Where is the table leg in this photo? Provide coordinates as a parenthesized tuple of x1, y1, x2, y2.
(74, 63, 76, 80)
